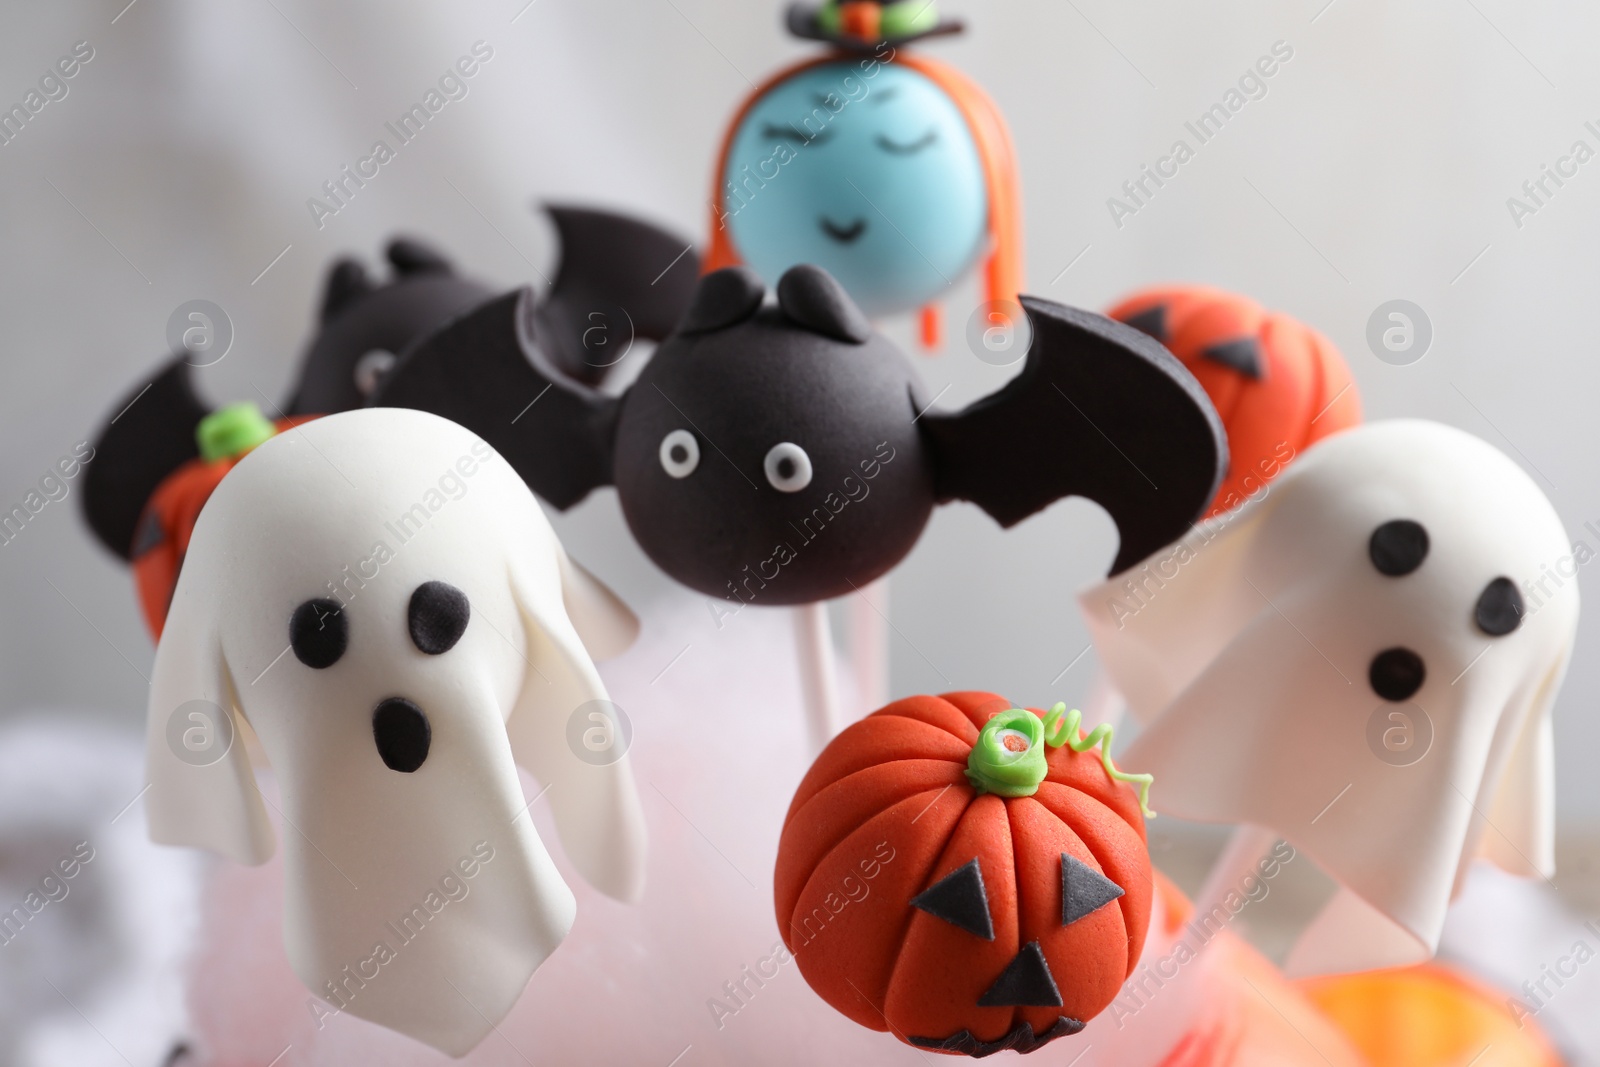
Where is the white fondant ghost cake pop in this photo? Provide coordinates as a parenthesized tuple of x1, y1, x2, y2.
(144, 408, 645, 1055)
(1080, 419, 1578, 974)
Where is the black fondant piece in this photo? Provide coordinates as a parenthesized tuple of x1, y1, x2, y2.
(977, 941, 1063, 1008)
(533, 205, 703, 386)
(1120, 304, 1167, 342)
(679, 266, 766, 335)
(921, 297, 1226, 574)
(408, 581, 470, 654)
(777, 264, 872, 344)
(372, 697, 431, 773)
(375, 290, 621, 511)
(1475, 577, 1524, 636)
(373, 266, 1227, 602)
(1201, 337, 1264, 380)
(387, 237, 453, 276)
(288, 237, 494, 415)
(910, 858, 995, 940)
(320, 260, 372, 322)
(1369, 519, 1429, 577)
(131, 511, 166, 559)
(290, 598, 348, 669)
(80, 355, 210, 560)
(1369, 647, 1425, 702)
(1061, 853, 1124, 926)
(910, 1016, 1084, 1058)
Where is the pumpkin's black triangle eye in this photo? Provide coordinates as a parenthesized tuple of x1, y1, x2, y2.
(910, 858, 994, 940)
(1120, 304, 1166, 342)
(1061, 852, 1124, 925)
(1475, 577, 1524, 636)
(1201, 337, 1264, 380)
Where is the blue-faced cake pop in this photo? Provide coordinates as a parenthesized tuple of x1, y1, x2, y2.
(706, 3, 1020, 343)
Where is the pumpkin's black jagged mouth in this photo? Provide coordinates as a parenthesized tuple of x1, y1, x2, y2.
(909, 1015, 1085, 1058)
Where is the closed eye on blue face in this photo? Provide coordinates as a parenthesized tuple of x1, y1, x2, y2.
(722, 62, 988, 319)
(875, 130, 940, 155)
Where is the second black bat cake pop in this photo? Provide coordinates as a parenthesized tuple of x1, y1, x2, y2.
(373, 264, 1227, 603)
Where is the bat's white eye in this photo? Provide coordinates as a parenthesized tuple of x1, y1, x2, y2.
(764, 442, 813, 492)
(353, 348, 397, 396)
(660, 429, 700, 478)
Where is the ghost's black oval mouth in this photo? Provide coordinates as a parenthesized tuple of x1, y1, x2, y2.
(820, 216, 867, 243)
(373, 698, 431, 772)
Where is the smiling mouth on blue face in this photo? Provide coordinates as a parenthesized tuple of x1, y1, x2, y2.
(820, 216, 868, 244)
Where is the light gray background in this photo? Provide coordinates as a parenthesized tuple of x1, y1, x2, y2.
(2, 0, 1597, 833)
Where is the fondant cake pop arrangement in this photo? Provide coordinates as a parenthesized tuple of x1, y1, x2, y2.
(145, 408, 645, 1054)
(29, 3, 1591, 1065)
(373, 262, 1227, 744)
(82, 207, 698, 639)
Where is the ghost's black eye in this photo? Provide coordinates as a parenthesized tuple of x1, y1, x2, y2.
(290, 598, 347, 669)
(1475, 577, 1524, 636)
(764, 442, 813, 492)
(373, 697, 430, 773)
(1369, 520, 1429, 576)
(1369, 647, 1425, 702)
(660, 429, 700, 478)
(409, 581, 470, 655)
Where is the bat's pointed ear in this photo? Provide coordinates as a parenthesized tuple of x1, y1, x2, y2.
(385, 237, 454, 276)
(505, 553, 645, 903)
(144, 583, 275, 865)
(680, 266, 765, 334)
(776, 264, 872, 343)
(319, 258, 372, 322)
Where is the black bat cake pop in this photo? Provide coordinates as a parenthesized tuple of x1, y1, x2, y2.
(373, 264, 1227, 602)
(81, 206, 701, 563)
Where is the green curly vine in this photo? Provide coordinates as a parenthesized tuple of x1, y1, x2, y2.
(965, 702, 1155, 818)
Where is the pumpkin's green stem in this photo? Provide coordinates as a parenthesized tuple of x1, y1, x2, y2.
(197, 402, 276, 462)
(965, 702, 1156, 818)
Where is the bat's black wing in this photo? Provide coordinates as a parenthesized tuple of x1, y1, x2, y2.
(371, 288, 620, 510)
(535, 205, 700, 387)
(919, 296, 1226, 575)
(81, 356, 210, 560)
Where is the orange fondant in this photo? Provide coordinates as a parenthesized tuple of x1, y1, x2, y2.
(131, 415, 317, 639)
(838, 2, 882, 41)
(1301, 963, 1563, 1067)
(1107, 286, 1362, 519)
(919, 303, 943, 350)
(775, 692, 1152, 1050)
